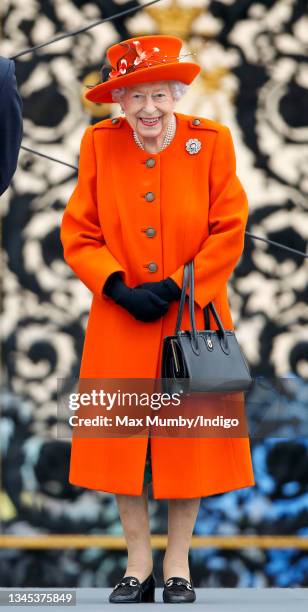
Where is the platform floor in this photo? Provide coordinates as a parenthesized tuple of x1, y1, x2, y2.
(1, 588, 308, 610)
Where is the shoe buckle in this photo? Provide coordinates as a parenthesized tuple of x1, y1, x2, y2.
(115, 577, 139, 589)
(166, 578, 192, 589)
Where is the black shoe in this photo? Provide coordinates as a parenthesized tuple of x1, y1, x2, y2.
(109, 572, 156, 603)
(163, 575, 196, 603)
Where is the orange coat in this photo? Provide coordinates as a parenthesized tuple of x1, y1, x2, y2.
(60, 112, 255, 498)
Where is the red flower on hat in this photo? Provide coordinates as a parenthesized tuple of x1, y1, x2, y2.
(109, 58, 128, 79)
(108, 40, 160, 80)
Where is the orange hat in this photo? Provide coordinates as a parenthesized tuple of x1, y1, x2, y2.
(84, 34, 201, 104)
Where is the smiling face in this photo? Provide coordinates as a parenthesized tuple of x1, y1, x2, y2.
(119, 81, 176, 143)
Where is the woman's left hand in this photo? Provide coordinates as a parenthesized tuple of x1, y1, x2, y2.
(134, 277, 182, 302)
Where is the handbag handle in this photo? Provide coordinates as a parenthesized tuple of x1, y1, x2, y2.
(175, 260, 228, 350)
(175, 262, 190, 333)
(174, 262, 211, 331)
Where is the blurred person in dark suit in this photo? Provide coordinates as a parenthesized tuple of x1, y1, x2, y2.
(0, 57, 23, 196)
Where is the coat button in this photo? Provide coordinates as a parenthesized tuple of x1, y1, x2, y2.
(145, 158, 156, 168)
(111, 118, 119, 124)
(145, 227, 156, 238)
(147, 262, 158, 272)
(145, 191, 155, 202)
(192, 118, 201, 126)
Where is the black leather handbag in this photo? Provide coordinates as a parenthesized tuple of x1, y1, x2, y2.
(161, 260, 253, 395)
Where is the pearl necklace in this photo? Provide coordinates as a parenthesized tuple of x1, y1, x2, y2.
(133, 114, 176, 152)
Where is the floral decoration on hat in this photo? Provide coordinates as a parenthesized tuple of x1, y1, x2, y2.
(108, 41, 161, 80)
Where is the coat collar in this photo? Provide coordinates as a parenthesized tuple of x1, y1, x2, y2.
(92, 112, 219, 134)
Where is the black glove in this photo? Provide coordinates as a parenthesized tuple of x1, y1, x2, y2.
(103, 272, 169, 322)
(134, 277, 182, 302)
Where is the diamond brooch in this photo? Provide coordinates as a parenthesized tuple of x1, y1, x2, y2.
(185, 138, 202, 155)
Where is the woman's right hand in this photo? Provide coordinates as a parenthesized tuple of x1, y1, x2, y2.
(103, 273, 169, 322)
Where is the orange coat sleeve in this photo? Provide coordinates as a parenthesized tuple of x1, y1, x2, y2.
(60, 126, 126, 300)
(169, 126, 249, 310)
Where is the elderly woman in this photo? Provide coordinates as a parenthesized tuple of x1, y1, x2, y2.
(60, 35, 255, 604)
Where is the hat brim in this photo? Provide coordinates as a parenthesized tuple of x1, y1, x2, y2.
(84, 62, 201, 104)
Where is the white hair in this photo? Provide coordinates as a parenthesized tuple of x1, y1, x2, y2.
(111, 80, 189, 103)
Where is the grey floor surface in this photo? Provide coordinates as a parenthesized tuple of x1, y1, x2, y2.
(1, 588, 308, 611)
